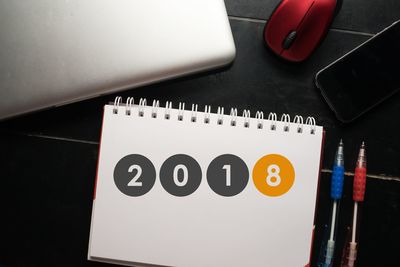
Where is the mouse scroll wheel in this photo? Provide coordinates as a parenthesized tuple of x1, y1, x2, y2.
(282, 31, 297, 49)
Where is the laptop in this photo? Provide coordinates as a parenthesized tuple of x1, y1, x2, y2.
(0, 0, 235, 120)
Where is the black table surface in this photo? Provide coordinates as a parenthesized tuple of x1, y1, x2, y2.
(1, 1, 399, 266)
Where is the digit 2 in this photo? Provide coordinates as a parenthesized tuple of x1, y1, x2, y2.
(114, 154, 156, 197)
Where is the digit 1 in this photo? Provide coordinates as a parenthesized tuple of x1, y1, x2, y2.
(222, 164, 231, 186)
(173, 164, 188, 187)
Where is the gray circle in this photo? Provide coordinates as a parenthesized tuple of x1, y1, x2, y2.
(160, 154, 202, 197)
(207, 154, 249, 197)
(114, 154, 156, 197)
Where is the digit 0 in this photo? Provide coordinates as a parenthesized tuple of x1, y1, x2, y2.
(173, 164, 189, 187)
(160, 154, 202, 197)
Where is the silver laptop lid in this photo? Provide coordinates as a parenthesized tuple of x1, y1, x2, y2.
(0, 0, 235, 119)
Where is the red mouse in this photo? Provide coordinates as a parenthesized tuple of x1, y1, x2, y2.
(264, 0, 337, 62)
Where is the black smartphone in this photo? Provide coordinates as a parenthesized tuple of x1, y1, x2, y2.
(315, 20, 400, 122)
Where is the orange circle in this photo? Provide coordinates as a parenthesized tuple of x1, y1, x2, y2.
(252, 154, 295, 197)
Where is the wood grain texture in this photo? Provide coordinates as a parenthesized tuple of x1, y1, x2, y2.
(0, 133, 116, 267)
(0, 1, 399, 266)
(225, 0, 400, 33)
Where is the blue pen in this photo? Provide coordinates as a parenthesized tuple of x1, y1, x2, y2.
(323, 139, 345, 267)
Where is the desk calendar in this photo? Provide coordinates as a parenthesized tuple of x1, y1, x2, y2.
(88, 97, 324, 267)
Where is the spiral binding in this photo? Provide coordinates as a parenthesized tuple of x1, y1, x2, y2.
(112, 97, 317, 134)
(191, 104, 198, 122)
(152, 100, 159, 118)
(165, 101, 172, 120)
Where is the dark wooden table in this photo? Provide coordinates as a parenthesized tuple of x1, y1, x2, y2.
(1, 1, 399, 266)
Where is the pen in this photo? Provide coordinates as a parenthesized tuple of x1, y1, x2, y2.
(323, 139, 345, 267)
(341, 142, 367, 267)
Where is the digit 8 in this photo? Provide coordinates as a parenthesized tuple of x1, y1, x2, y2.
(266, 164, 281, 187)
(252, 154, 295, 197)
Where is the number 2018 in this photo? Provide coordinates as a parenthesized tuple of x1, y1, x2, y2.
(113, 153, 295, 198)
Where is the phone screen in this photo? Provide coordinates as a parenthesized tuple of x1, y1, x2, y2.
(315, 20, 400, 122)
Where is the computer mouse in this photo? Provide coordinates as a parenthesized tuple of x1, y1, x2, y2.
(264, 0, 337, 62)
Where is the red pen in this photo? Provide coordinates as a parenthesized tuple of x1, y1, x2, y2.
(341, 142, 367, 267)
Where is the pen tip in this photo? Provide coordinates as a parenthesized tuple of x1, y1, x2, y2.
(334, 139, 345, 167)
(357, 141, 366, 162)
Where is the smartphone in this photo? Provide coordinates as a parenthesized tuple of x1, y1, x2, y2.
(315, 20, 400, 122)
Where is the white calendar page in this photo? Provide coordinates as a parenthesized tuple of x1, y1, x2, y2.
(88, 102, 324, 267)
